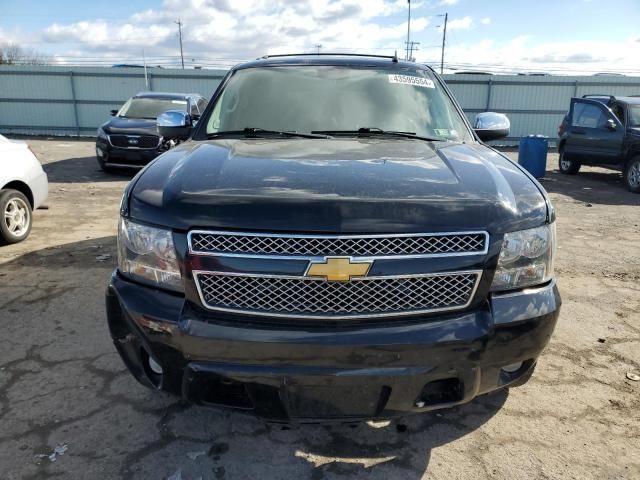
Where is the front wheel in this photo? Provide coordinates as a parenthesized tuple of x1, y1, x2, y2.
(0, 189, 33, 245)
(623, 156, 640, 193)
(558, 148, 580, 174)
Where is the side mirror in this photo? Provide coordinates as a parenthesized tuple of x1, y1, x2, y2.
(110, 109, 118, 116)
(157, 110, 192, 140)
(474, 112, 510, 142)
(605, 118, 617, 131)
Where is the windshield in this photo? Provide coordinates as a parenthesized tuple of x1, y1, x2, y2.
(629, 105, 640, 127)
(118, 97, 188, 120)
(205, 66, 472, 142)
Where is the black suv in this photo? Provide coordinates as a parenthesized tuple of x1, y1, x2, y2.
(558, 95, 640, 192)
(106, 54, 560, 422)
(96, 92, 207, 171)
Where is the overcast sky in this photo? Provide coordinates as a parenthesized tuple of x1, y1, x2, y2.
(1, 0, 639, 74)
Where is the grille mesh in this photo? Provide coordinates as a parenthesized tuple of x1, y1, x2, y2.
(196, 272, 478, 318)
(190, 232, 486, 257)
(109, 134, 160, 149)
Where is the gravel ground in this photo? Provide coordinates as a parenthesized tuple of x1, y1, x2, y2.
(0, 139, 639, 480)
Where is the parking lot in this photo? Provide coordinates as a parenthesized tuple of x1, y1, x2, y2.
(0, 138, 638, 480)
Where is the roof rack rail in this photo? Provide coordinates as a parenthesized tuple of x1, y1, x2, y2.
(582, 94, 616, 103)
(259, 52, 399, 63)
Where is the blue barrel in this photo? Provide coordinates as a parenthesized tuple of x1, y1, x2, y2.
(518, 135, 548, 178)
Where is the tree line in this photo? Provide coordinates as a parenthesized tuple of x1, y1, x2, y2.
(0, 44, 48, 65)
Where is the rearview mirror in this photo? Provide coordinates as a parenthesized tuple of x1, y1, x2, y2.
(110, 109, 118, 116)
(605, 118, 617, 131)
(157, 110, 192, 140)
(474, 112, 510, 142)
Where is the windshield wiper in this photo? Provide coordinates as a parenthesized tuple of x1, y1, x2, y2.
(207, 127, 331, 139)
(311, 127, 442, 142)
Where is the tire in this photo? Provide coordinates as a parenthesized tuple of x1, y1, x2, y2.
(623, 156, 640, 193)
(558, 147, 580, 174)
(0, 189, 33, 245)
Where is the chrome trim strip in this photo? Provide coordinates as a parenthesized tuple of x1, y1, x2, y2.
(490, 279, 556, 299)
(103, 163, 144, 169)
(192, 269, 483, 320)
(187, 230, 490, 260)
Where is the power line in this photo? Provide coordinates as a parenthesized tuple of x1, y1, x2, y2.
(420, 61, 640, 76)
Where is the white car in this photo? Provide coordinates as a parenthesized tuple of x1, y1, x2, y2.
(0, 134, 48, 244)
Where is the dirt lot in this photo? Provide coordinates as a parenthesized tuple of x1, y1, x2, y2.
(0, 138, 639, 480)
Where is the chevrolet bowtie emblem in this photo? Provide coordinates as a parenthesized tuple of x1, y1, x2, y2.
(305, 257, 372, 282)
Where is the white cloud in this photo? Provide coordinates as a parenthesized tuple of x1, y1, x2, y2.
(35, 0, 433, 66)
(446, 16, 472, 30)
(43, 22, 174, 49)
(8, 1, 640, 75)
(422, 35, 640, 75)
(439, 0, 459, 5)
(0, 27, 20, 45)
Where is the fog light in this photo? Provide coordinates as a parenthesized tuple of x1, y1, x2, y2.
(148, 356, 163, 375)
(501, 362, 523, 373)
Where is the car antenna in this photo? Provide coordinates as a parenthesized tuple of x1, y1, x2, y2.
(392, 50, 398, 63)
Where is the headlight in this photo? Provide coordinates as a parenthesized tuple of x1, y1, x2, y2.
(491, 223, 556, 292)
(117, 218, 183, 292)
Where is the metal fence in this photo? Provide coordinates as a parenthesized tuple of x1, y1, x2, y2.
(1, 65, 640, 144)
(0, 66, 227, 137)
(446, 74, 640, 144)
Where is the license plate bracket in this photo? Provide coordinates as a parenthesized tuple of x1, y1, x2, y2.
(286, 383, 387, 418)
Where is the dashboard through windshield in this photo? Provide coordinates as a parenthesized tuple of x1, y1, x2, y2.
(204, 66, 472, 142)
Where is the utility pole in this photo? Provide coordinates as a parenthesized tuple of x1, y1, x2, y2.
(143, 49, 149, 89)
(406, 0, 411, 60)
(315, 44, 322, 54)
(406, 41, 419, 62)
(175, 19, 185, 69)
(440, 12, 448, 74)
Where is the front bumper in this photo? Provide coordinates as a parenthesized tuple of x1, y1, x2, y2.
(96, 138, 161, 167)
(106, 272, 560, 422)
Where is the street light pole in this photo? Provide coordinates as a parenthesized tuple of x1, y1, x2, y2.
(440, 12, 448, 74)
(406, 0, 411, 60)
(175, 19, 185, 69)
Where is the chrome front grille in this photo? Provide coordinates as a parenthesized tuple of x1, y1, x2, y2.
(189, 231, 488, 258)
(194, 271, 481, 320)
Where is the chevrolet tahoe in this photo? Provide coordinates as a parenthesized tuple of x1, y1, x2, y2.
(106, 54, 561, 422)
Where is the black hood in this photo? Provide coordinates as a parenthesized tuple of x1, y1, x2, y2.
(127, 138, 548, 234)
(102, 117, 158, 136)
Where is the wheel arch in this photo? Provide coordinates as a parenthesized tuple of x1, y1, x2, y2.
(1, 181, 34, 208)
(624, 148, 640, 167)
(558, 139, 566, 152)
